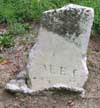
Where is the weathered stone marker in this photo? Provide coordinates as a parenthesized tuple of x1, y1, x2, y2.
(27, 4, 94, 94)
(5, 4, 94, 95)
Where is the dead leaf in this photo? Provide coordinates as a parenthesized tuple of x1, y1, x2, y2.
(0, 60, 12, 65)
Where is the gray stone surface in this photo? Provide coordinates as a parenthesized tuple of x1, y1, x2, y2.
(5, 4, 94, 95)
(5, 79, 33, 94)
(5, 70, 33, 94)
(27, 4, 94, 94)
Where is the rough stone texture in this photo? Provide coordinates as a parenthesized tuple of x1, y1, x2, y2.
(5, 79, 33, 94)
(27, 4, 94, 94)
(5, 4, 94, 95)
(5, 70, 33, 94)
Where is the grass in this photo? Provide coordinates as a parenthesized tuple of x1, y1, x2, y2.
(0, 34, 13, 48)
(0, 0, 100, 48)
(0, 0, 100, 27)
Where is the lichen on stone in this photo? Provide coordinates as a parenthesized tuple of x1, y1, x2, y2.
(42, 6, 89, 46)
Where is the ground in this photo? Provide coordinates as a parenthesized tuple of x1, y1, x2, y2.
(0, 23, 100, 108)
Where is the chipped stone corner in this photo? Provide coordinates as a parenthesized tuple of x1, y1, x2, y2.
(5, 70, 33, 94)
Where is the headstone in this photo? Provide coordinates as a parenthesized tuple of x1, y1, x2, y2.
(5, 4, 94, 95)
(27, 4, 94, 94)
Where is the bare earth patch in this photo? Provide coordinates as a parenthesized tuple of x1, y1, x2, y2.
(0, 26, 100, 108)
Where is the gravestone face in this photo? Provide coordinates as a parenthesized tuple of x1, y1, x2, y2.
(27, 4, 94, 94)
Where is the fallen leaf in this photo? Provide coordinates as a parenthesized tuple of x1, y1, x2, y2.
(0, 60, 12, 65)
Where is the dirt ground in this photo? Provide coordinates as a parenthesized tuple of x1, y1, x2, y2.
(0, 23, 100, 108)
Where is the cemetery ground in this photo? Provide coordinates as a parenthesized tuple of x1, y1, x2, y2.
(0, 21, 100, 108)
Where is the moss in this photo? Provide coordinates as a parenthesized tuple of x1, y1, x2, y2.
(42, 7, 85, 39)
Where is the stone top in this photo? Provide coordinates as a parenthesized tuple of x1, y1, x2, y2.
(42, 4, 94, 55)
